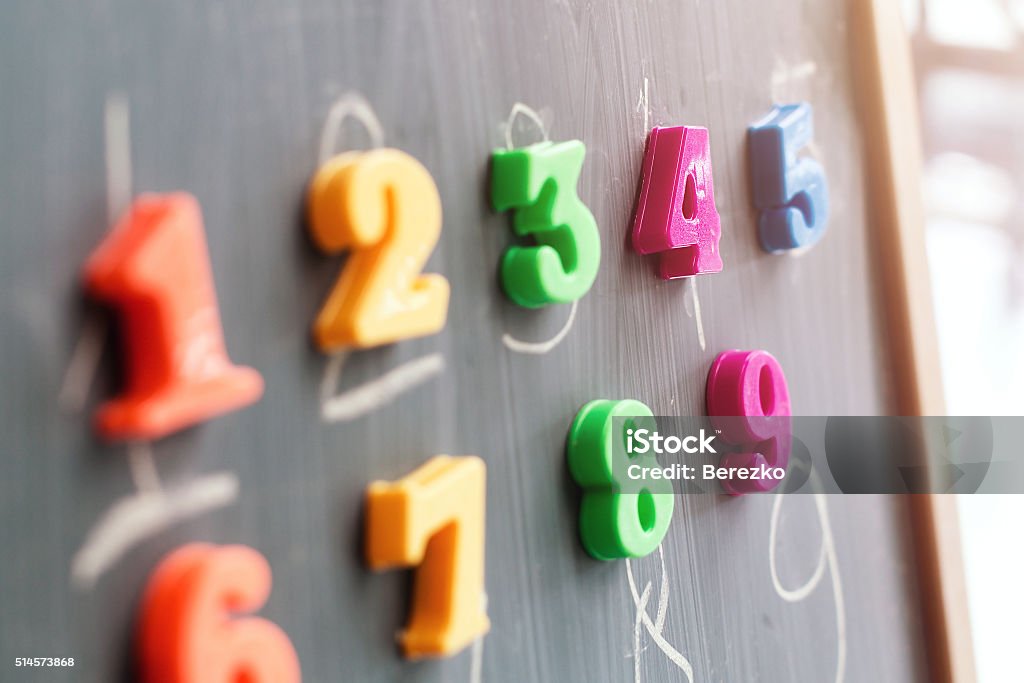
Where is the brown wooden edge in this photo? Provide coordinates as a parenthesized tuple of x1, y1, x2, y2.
(851, 1, 975, 681)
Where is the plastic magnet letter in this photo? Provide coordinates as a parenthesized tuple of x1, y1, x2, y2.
(706, 350, 792, 495)
(748, 103, 830, 252)
(491, 140, 601, 307)
(632, 126, 723, 279)
(307, 148, 450, 351)
(83, 193, 264, 441)
(138, 543, 301, 683)
(567, 399, 674, 560)
(365, 455, 490, 658)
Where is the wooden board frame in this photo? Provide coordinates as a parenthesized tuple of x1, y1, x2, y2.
(853, 1, 975, 681)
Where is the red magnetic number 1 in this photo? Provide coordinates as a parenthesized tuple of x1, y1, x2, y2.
(84, 193, 263, 441)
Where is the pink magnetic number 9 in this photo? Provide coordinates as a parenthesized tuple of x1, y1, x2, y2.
(632, 126, 723, 279)
(706, 350, 792, 495)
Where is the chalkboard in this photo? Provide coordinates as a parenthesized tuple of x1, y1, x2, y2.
(0, 1, 936, 681)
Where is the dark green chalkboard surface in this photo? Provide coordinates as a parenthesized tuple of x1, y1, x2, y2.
(0, 1, 931, 681)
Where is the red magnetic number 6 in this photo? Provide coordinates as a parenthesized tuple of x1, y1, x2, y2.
(139, 543, 301, 683)
(706, 350, 792, 495)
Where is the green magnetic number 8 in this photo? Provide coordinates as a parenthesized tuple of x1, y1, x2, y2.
(491, 140, 601, 308)
(567, 399, 675, 560)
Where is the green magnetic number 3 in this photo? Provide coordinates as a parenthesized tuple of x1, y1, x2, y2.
(567, 399, 674, 560)
(491, 141, 601, 308)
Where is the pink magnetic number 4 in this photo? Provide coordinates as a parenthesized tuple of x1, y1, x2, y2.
(706, 350, 792, 495)
(632, 126, 723, 279)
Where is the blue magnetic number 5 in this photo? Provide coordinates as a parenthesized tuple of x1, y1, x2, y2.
(748, 103, 830, 252)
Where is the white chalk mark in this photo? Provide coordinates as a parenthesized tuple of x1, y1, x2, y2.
(688, 280, 706, 351)
(499, 103, 578, 355)
(314, 93, 415, 424)
(770, 494, 827, 601)
(470, 629, 485, 683)
(320, 352, 444, 423)
(319, 350, 350, 404)
(633, 581, 652, 683)
(104, 93, 132, 223)
(469, 592, 488, 683)
(503, 102, 549, 151)
(653, 545, 669, 632)
(625, 545, 695, 682)
(318, 92, 385, 164)
(502, 300, 578, 355)
(806, 140, 825, 165)
(820, 495, 847, 683)
(71, 472, 239, 590)
(59, 94, 133, 413)
(127, 442, 162, 494)
(639, 77, 650, 133)
(57, 316, 107, 413)
(625, 544, 671, 633)
(771, 60, 818, 102)
(768, 484, 846, 683)
(784, 244, 814, 259)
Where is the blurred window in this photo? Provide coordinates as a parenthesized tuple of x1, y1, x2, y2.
(907, 3, 1024, 681)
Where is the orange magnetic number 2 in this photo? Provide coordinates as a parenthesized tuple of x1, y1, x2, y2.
(365, 455, 490, 658)
(307, 149, 450, 351)
(139, 543, 301, 683)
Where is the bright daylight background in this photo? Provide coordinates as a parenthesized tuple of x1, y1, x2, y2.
(901, 1, 1024, 680)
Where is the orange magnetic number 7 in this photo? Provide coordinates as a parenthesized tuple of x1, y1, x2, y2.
(307, 149, 450, 351)
(365, 455, 490, 658)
